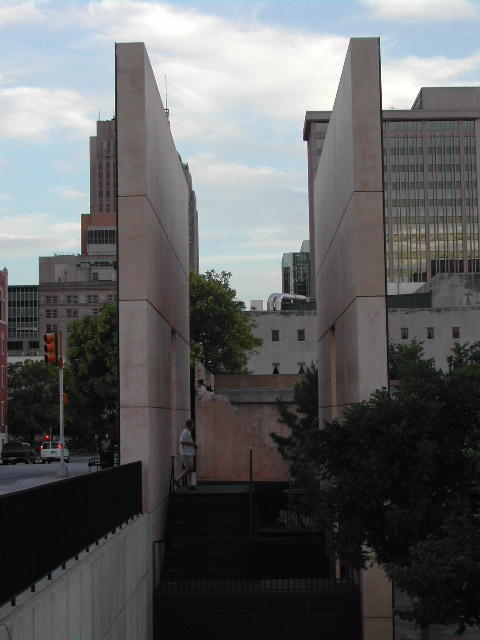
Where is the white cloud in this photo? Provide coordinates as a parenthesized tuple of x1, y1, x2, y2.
(382, 53, 480, 108)
(361, 0, 479, 22)
(53, 188, 88, 201)
(0, 87, 93, 141)
(0, 87, 92, 142)
(0, 213, 79, 258)
(0, 0, 48, 28)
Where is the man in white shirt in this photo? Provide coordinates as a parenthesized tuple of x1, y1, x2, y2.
(175, 419, 197, 489)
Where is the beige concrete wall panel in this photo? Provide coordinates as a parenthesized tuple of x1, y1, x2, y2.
(116, 43, 189, 278)
(334, 305, 360, 409)
(313, 38, 391, 638)
(334, 297, 387, 409)
(119, 301, 171, 409)
(357, 297, 388, 399)
(318, 333, 334, 425)
(118, 196, 189, 341)
(121, 406, 174, 514)
(117, 42, 190, 523)
(316, 180, 385, 340)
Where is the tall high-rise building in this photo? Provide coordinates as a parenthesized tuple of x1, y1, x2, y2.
(304, 87, 479, 294)
(281, 240, 310, 296)
(40, 118, 118, 359)
(181, 159, 199, 273)
(81, 118, 117, 256)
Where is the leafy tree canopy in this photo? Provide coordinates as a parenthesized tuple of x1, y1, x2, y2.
(273, 342, 480, 633)
(64, 303, 118, 440)
(271, 364, 320, 490)
(189, 269, 262, 374)
(7, 360, 59, 443)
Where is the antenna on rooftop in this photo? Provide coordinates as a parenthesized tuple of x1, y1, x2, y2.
(165, 75, 170, 122)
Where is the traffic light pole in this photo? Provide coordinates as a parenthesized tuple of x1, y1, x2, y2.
(57, 332, 68, 478)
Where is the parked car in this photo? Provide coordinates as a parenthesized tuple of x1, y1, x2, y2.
(40, 441, 69, 463)
(1, 442, 37, 465)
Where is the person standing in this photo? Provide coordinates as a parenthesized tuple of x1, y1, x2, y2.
(175, 419, 197, 489)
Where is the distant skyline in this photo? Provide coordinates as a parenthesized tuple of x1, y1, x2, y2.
(0, 0, 479, 305)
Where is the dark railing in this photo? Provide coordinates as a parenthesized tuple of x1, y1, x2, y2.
(156, 536, 358, 592)
(0, 461, 142, 607)
(255, 482, 319, 528)
(153, 456, 175, 589)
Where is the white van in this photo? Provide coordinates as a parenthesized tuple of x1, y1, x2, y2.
(40, 441, 70, 463)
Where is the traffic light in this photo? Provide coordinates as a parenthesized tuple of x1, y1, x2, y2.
(44, 332, 58, 365)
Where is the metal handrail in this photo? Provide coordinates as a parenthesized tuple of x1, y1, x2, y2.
(0, 462, 142, 607)
(153, 455, 175, 589)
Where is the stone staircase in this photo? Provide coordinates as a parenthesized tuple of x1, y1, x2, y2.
(154, 484, 361, 640)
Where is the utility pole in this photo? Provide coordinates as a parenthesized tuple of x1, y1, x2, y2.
(57, 332, 68, 478)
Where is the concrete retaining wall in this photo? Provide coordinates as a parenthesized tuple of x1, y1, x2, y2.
(0, 515, 151, 640)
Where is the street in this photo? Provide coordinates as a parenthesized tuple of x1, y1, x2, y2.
(0, 456, 98, 495)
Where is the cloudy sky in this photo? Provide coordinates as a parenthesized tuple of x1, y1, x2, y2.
(0, 0, 479, 305)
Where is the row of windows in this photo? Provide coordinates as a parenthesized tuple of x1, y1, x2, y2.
(45, 294, 117, 305)
(400, 327, 461, 340)
(7, 340, 39, 350)
(386, 120, 475, 132)
(87, 229, 116, 245)
(271, 329, 305, 342)
(390, 198, 478, 207)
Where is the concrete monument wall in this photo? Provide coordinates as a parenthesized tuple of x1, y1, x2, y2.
(117, 42, 190, 520)
(313, 38, 392, 639)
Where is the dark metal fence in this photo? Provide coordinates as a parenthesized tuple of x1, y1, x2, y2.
(0, 461, 142, 607)
(255, 482, 319, 528)
(156, 536, 358, 592)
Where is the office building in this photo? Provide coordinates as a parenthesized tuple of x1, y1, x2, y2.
(282, 240, 310, 296)
(0, 268, 7, 447)
(7, 285, 40, 361)
(304, 87, 480, 295)
(81, 117, 117, 256)
(181, 159, 200, 273)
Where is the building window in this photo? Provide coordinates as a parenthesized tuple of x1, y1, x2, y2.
(73, 295, 78, 304)
(272, 363, 280, 374)
(52, 309, 57, 319)
(46, 309, 52, 319)
(46, 324, 51, 333)
(92, 272, 99, 281)
(272, 330, 279, 342)
(52, 296, 57, 304)
(298, 329, 305, 342)
(452, 327, 460, 340)
(67, 309, 72, 318)
(67, 295, 71, 304)
(1, 366, 4, 387)
(401, 328, 409, 340)
(46, 296, 51, 303)
(427, 327, 435, 339)
(73, 310, 78, 318)
(1, 334, 4, 355)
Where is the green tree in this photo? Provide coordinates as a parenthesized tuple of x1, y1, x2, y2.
(273, 343, 480, 633)
(189, 269, 262, 374)
(7, 360, 59, 443)
(64, 303, 118, 442)
(270, 364, 320, 490)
